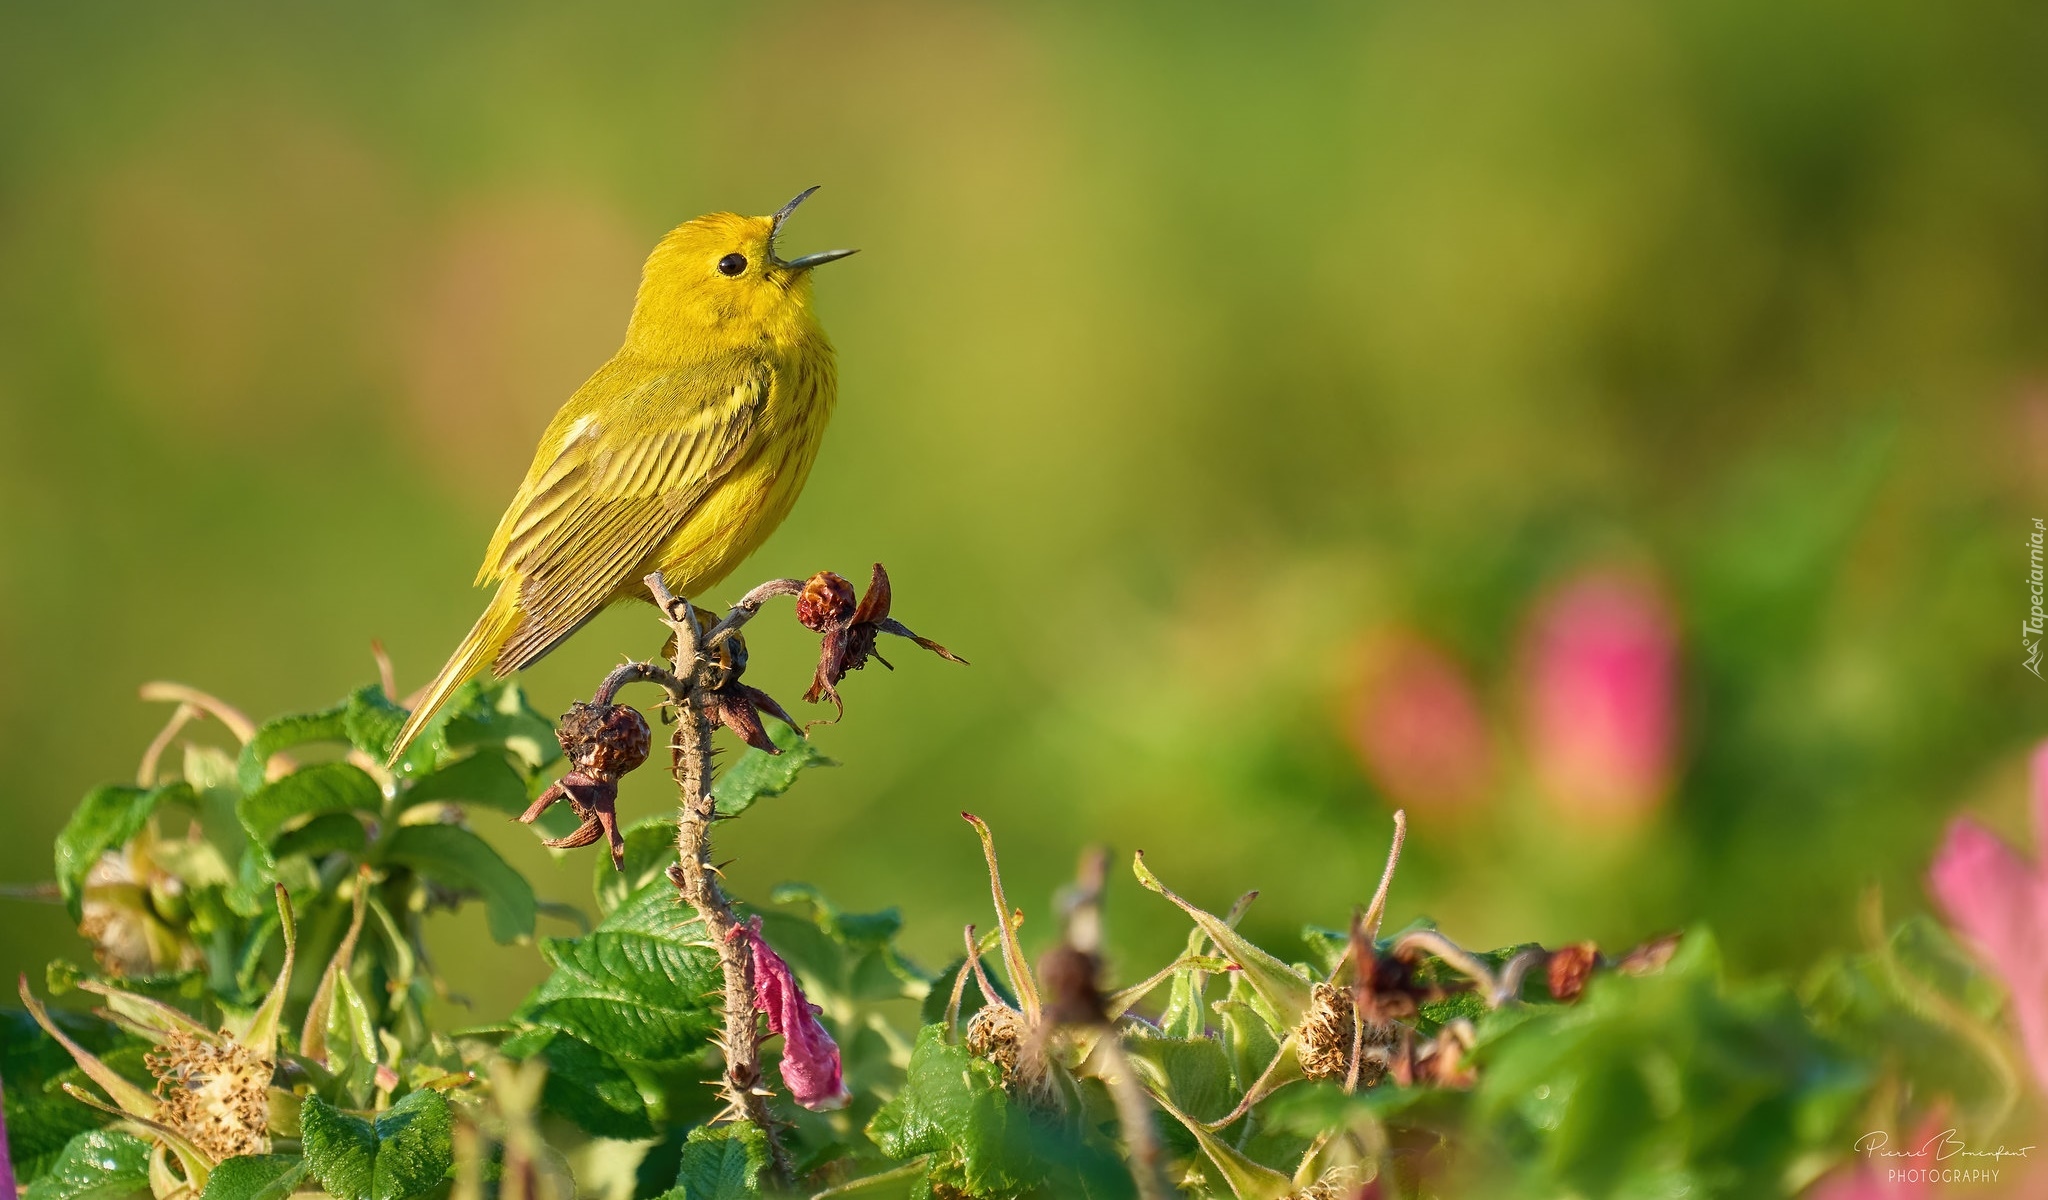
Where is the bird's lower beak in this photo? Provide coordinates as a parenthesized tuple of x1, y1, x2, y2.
(780, 248, 859, 270)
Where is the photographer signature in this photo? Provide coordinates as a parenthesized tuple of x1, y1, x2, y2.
(1855, 1129, 2035, 1163)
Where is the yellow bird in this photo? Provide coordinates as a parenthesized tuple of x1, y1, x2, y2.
(388, 187, 856, 762)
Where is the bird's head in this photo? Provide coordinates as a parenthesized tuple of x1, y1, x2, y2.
(626, 186, 856, 359)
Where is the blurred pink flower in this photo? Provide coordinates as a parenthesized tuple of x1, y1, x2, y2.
(1344, 631, 1495, 812)
(1520, 570, 1679, 821)
(739, 918, 850, 1112)
(1927, 741, 2048, 1096)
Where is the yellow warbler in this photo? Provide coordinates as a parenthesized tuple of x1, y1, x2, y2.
(388, 187, 855, 761)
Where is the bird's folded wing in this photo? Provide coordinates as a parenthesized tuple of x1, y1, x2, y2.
(481, 359, 770, 665)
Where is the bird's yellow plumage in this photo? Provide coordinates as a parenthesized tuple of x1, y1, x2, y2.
(388, 189, 855, 761)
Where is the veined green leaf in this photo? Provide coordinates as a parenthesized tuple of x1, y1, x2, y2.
(238, 764, 381, 848)
(500, 1027, 654, 1140)
(54, 784, 193, 921)
(269, 811, 368, 863)
(399, 751, 530, 817)
(197, 1155, 309, 1200)
(713, 726, 835, 817)
(442, 681, 558, 772)
(519, 881, 719, 1064)
(300, 1091, 453, 1200)
(671, 1123, 768, 1200)
(3, 1010, 129, 1182)
(23, 1128, 151, 1200)
(343, 685, 409, 765)
(593, 817, 680, 916)
(378, 824, 535, 944)
(236, 705, 349, 794)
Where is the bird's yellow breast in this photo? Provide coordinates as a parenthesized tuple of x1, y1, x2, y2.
(630, 341, 836, 600)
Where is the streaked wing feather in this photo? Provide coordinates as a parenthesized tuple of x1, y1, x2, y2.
(481, 361, 769, 667)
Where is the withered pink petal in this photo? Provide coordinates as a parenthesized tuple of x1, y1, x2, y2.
(742, 919, 848, 1111)
(1928, 816, 2048, 1094)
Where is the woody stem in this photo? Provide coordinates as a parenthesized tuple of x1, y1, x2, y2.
(646, 572, 792, 1184)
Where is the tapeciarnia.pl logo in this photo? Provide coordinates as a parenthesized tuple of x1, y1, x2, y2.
(2029, 518, 2045, 679)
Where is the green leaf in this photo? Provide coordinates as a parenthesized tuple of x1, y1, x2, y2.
(864, 1026, 1033, 1198)
(519, 881, 720, 1064)
(760, 884, 929, 1005)
(198, 1156, 311, 1200)
(237, 703, 349, 793)
(238, 763, 382, 848)
(54, 784, 191, 921)
(22, 1129, 151, 1200)
(594, 817, 681, 917)
(379, 824, 536, 944)
(442, 681, 559, 772)
(400, 751, 531, 817)
(300, 1091, 454, 1200)
(712, 726, 835, 817)
(269, 810, 369, 862)
(501, 1027, 654, 1140)
(672, 1123, 768, 1200)
(343, 685, 410, 764)
(1121, 1028, 1236, 1125)
(3, 1010, 129, 1181)
(1471, 928, 1868, 1200)
(334, 972, 380, 1067)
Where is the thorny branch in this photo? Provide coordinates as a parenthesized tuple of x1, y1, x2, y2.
(642, 572, 793, 1183)
(521, 565, 963, 1189)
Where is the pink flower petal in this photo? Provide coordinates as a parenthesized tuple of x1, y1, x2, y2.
(1345, 631, 1495, 812)
(1928, 817, 2048, 1095)
(1521, 570, 1679, 821)
(742, 919, 849, 1112)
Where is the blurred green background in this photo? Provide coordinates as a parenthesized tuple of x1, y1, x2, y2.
(3, 0, 2047, 1018)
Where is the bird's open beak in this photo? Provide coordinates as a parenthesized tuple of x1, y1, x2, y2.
(770, 186, 858, 271)
(781, 248, 859, 270)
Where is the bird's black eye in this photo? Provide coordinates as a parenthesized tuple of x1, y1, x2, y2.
(717, 253, 748, 277)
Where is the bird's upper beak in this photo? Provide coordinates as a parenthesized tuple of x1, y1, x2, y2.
(770, 185, 858, 271)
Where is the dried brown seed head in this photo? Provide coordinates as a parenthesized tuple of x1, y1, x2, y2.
(1297, 981, 1357, 1080)
(796, 572, 857, 632)
(147, 1029, 273, 1160)
(964, 1004, 1027, 1078)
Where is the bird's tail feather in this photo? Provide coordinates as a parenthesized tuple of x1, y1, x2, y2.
(388, 586, 521, 765)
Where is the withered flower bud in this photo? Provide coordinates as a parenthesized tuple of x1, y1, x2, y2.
(796, 571, 858, 633)
(804, 563, 966, 718)
(1546, 941, 1600, 1002)
(557, 701, 651, 777)
(519, 701, 652, 872)
(1036, 944, 1106, 1027)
